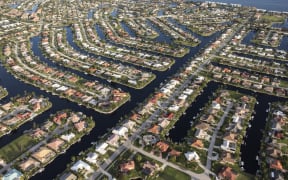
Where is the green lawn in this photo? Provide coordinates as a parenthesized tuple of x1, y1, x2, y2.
(261, 15, 285, 23)
(0, 134, 36, 162)
(236, 172, 254, 180)
(156, 166, 190, 180)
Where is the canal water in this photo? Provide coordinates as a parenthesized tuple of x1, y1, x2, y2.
(0, 18, 220, 179)
(168, 80, 287, 174)
(0, 11, 283, 178)
(195, 0, 288, 12)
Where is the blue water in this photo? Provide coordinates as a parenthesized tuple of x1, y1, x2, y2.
(26, 4, 38, 14)
(273, 19, 288, 29)
(87, 9, 95, 19)
(111, 8, 118, 17)
(196, 0, 288, 12)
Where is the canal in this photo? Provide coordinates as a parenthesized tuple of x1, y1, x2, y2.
(0, 19, 220, 179)
(168, 80, 287, 175)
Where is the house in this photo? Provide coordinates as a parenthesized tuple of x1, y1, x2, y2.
(2, 169, 23, 180)
(69, 113, 81, 123)
(95, 142, 108, 155)
(184, 151, 200, 161)
(120, 160, 135, 173)
(85, 152, 99, 165)
(232, 114, 240, 123)
(158, 119, 170, 128)
(32, 147, 56, 163)
(267, 147, 282, 159)
(59, 172, 77, 180)
(31, 128, 47, 139)
(46, 138, 65, 152)
(107, 134, 120, 147)
(142, 161, 159, 176)
(156, 141, 169, 152)
(112, 126, 128, 137)
(123, 120, 136, 130)
(191, 139, 204, 149)
(195, 129, 210, 141)
(212, 101, 221, 110)
(221, 133, 237, 153)
(201, 115, 216, 124)
(221, 152, 236, 165)
(148, 125, 162, 134)
(74, 121, 86, 132)
(19, 158, 40, 172)
(143, 134, 158, 145)
(61, 133, 75, 142)
(70, 160, 93, 176)
(53, 112, 67, 125)
(195, 122, 210, 131)
(218, 166, 238, 180)
(270, 159, 284, 171)
(169, 149, 181, 157)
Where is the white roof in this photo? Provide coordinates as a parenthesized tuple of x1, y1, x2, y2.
(184, 151, 200, 161)
(112, 126, 128, 137)
(85, 152, 99, 164)
(96, 142, 108, 155)
(123, 120, 136, 130)
(61, 133, 75, 142)
(71, 160, 92, 172)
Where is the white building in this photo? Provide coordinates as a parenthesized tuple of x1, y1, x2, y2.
(184, 151, 200, 161)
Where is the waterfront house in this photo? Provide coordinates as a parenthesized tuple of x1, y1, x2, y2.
(61, 133, 76, 142)
(147, 124, 162, 134)
(85, 152, 99, 165)
(32, 147, 56, 164)
(270, 159, 285, 172)
(2, 169, 23, 180)
(59, 172, 77, 180)
(70, 160, 93, 177)
(112, 126, 128, 137)
(19, 158, 40, 172)
(53, 112, 68, 125)
(47, 138, 65, 152)
(220, 152, 236, 165)
(221, 133, 237, 153)
(95, 142, 108, 155)
(74, 121, 86, 132)
(107, 134, 120, 147)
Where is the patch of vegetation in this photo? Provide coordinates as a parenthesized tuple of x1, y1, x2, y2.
(156, 166, 190, 180)
(0, 134, 37, 162)
(260, 15, 285, 23)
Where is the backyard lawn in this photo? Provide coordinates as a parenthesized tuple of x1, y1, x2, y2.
(156, 166, 190, 180)
(0, 134, 36, 162)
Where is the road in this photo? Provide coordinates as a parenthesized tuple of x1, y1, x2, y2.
(0, 124, 69, 174)
(89, 18, 248, 180)
(206, 101, 233, 170)
(129, 143, 209, 180)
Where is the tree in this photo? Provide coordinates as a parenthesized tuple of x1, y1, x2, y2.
(135, 154, 142, 162)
